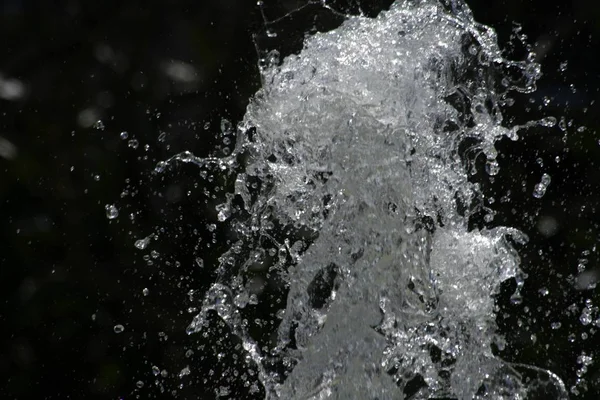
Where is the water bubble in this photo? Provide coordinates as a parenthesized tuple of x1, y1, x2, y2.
(105, 204, 119, 219)
(120, 131, 129, 140)
(113, 324, 125, 333)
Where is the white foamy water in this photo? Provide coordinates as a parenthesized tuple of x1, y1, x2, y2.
(168, 0, 569, 398)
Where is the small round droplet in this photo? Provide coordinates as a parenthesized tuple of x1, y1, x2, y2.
(136, 380, 144, 389)
(120, 131, 129, 140)
(114, 324, 125, 333)
(142, 288, 149, 296)
(105, 204, 119, 219)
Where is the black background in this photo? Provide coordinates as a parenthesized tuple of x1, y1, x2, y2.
(1, 0, 600, 399)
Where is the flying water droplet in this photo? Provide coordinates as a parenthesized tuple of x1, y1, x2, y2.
(533, 173, 551, 198)
(135, 236, 152, 250)
(105, 204, 119, 219)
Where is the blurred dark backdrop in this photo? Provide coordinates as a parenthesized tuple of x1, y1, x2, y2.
(1, 0, 600, 399)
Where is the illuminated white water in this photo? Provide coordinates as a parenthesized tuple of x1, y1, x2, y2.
(173, 1, 569, 398)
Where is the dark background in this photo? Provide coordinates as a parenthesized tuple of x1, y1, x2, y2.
(1, 0, 600, 399)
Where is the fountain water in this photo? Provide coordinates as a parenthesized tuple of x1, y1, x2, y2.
(157, 1, 569, 398)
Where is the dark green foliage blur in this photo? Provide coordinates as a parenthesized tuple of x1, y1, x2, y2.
(1, 0, 599, 399)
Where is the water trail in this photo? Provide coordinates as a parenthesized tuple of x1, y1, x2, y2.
(158, 0, 568, 398)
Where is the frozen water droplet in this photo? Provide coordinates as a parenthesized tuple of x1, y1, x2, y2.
(105, 204, 119, 219)
(113, 324, 125, 333)
(135, 236, 151, 250)
(120, 131, 129, 140)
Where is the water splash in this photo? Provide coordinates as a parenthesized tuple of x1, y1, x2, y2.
(156, 0, 568, 398)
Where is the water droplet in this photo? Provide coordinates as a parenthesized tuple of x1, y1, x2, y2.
(195, 258, 204, 268)
(559, 61, 568, 72)
(533, 173, 551, 198)
(142, 288, 149, 296)
(540, 173, 551, 185)
(154, 161, 166, 173)
(114, 324, 125, 333)
(178, 366, 191, 378)
(485, 160, 499, 176)
(136, 380, 144, 388)
(158, 131, 167, 142)
(105, 204, 119, 219)
(539, 116, 556, 127)
(558, 117, 567, 131)
(551, 321, 562, 330)
(216, 203, 231, 222)
(93, 120, 105, 130)
(580, 312, 592, 325)
(128, 139, 139, 149)
(135, 236, 151, 250)
(120, 131, 129, 140)
(152, 366, 160, 376)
